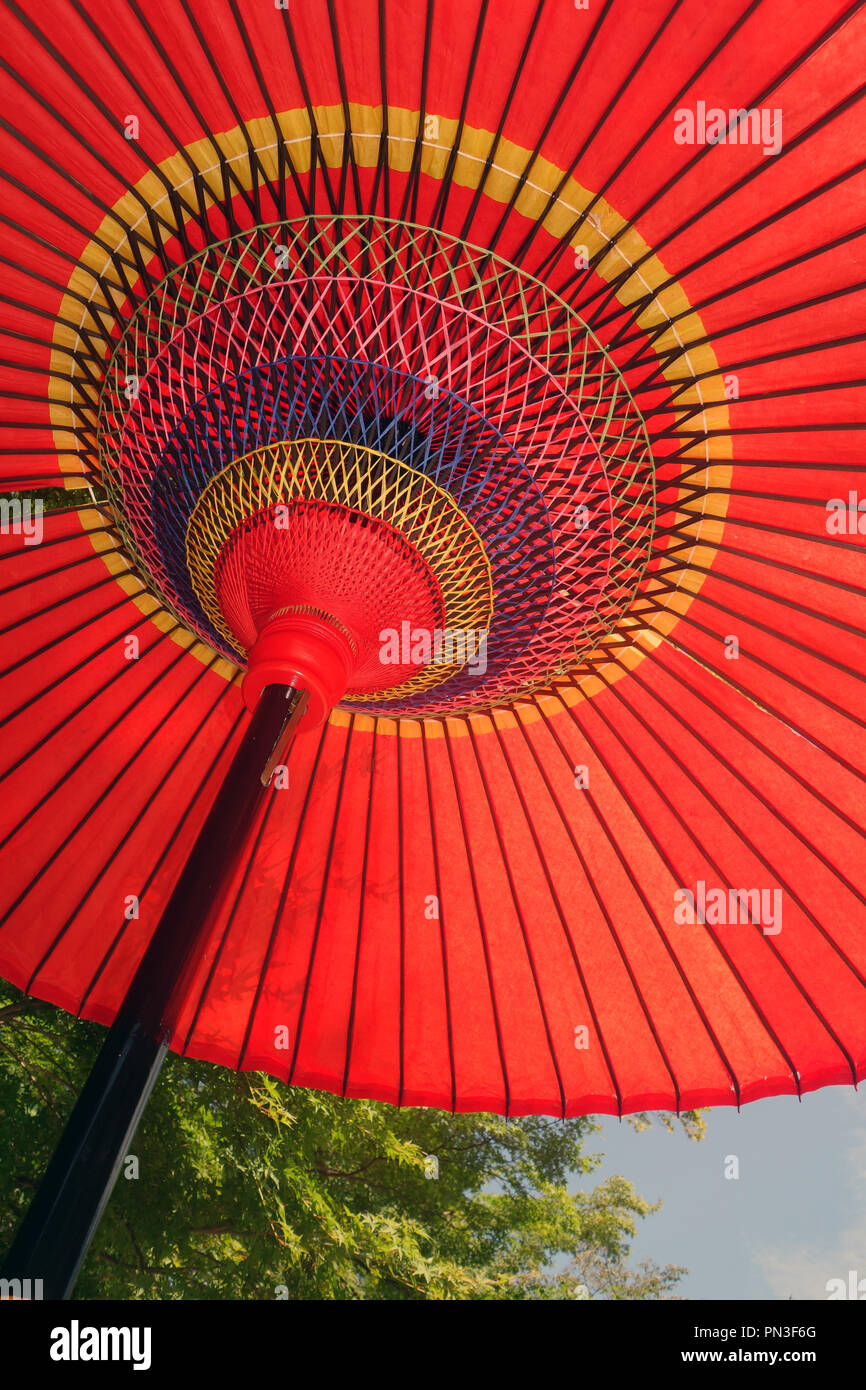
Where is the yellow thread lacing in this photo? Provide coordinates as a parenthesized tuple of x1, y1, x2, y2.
(185, 439, 494, 702)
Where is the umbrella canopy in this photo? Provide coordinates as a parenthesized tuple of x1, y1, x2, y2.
(0, 0, 865, 1117)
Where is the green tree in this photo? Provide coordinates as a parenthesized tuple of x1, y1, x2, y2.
(0, 986, 700, 1300)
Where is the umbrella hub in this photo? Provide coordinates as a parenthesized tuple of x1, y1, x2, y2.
(243, 606, 359, 730)
(191, 453, 495, 719)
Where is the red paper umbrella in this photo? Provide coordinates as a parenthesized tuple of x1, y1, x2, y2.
(1, 0, 865, 1293)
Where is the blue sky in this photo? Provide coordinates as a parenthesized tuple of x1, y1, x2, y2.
(583, 1085, 866, 1300)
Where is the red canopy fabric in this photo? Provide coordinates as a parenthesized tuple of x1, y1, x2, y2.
(0, 0, 865, 1115)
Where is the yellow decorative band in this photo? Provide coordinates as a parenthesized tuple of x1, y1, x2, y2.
(50, 103, 733, 721)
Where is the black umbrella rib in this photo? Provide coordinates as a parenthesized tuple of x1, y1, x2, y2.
(16, 0, 206, 228)
(57, 8, 216, 224)
(631, 591, 866, 745)
(615, 651, 866, 926)
(0, 543, 122, 601)
(0, 586, 156, 684)
(631, 641, 866, 849)
(207, 716, 329, 1068)
(659, 381, 866, 435)
(619, 653, 866, 1011)
(653, 410, 866, 445)
(466, 717, 568, 1118)
(672, 348, 866, 408)
(527, 0, 765, 290)
(456, 0, 546, 247)
(627, 277, 866, 385)
(488, 712, 623, 1115)
(397, 0, 436, 232)
(0, 567, 130, 640)
(442, 719, 512, 1116)
(341, 723, 379, 1100)
(569, 0, 866, 322)
(395, 728, 407, 1108)
(577, 84, 866, 338)
(655, 505, 866, 558)
(285, 722, 355, 1086)
(626, 624, 865, 788)
(1, 390, 101, 423)
(0, 112, 171, 267)
(80, 693, 244, 1020)
(587, 660, 856, 1087)
(123, 0, 260, 228)
(659, 425, 866, 462)
(606, 203, 866, 363)
(0, 195, 134, 299)
(441, 0, 615, 339)
(321, 0, 364, 345)
(645, 568, 866, 672)
(428, 0, 490, 234)
(651, 328, 866, 407)
(379, 0, 437, 366)
(179, 793, 277, 1057)
(0, 285, 113, 355)
(2, 643, 205, 929)
(0, 626, 180, 789)
(0, 616, 178, 745)
(0, 210, 135, 311)
(0, 521, 113, 574)
(0, 363, 105, 406)
(615, 216, 866, 380)
(0, 464, 92, 478)
(675, 457, 866, 478)
(420, 721, 457, 1113)
(25, 659, 228, 996)
(510, 0, 686, 270)
(484, 0, 616, 262)
(0, 419, 92, 442)
(531, 699, 714, 1112)
(514, 9, 863, 388)
(224, 0, 309, 219)
(0, 51, 199, 247)
(525, 123, 866, 411)
(652, 538, 866, 605)
(326, 0, 364, 223)
(279, 9, 339, 219)
(370, 0, 391, 221)
(173, 0, 275, 227)
(569, 672, 802, 1097)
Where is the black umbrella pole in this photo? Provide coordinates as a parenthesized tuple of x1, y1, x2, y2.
(0, 682, 307, 1300)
